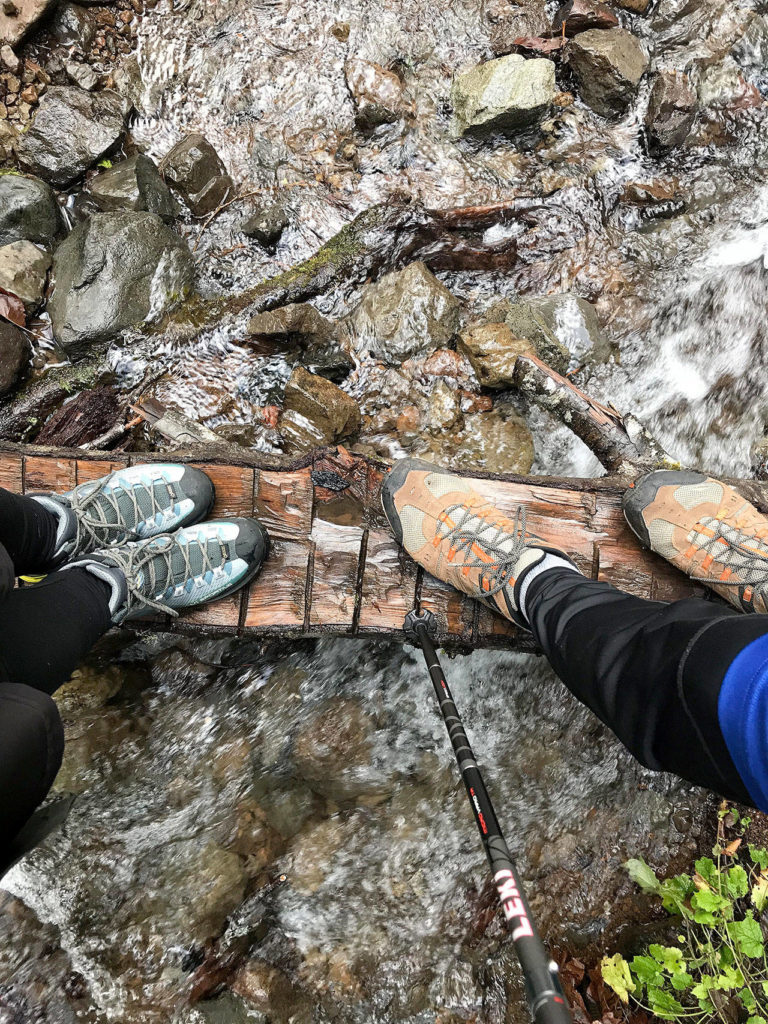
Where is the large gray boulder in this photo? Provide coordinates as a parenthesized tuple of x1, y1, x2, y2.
(88, 154, 177, 221)
(451, 55, 556, 136)
(0, 172, 65, 246)
(16, 87, 128, 188)
(342, 261, 460, 365)
(48, 212, 194, 358)
(567, 28, 648, 117)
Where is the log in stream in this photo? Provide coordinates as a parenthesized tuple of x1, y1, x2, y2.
(1, 440, 756, 651)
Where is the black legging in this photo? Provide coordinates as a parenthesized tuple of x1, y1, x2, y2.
(525, 567, 768, 806)
(0, 489, 111, 844)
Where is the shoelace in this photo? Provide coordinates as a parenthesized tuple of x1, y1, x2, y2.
(437, 502, 528, 596)
(69, 478, 174, 555)
(689, 516, 768, 600)
(102, 533, 226, 619)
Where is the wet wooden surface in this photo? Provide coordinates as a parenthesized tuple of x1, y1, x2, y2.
(0, 442, 725, 650)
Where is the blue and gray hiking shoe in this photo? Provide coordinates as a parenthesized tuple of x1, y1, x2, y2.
(65, 519, 269, 623)
(31, 464, 215, 566)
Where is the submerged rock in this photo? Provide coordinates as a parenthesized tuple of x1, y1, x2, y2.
(160, 132, 234, 217)
(553, 0, 618, 37)
(0, 0, 57, 46)
(342, 261, 460, 364)
(16, 87, 128, 188)
(279, 366, 360, 452)
(567, 28, 648, 117)
(418, 401, 535, 474)
(241, 204, 288, 247)
(247, 303, 334, 346)
(510, 293, 612, 366)
(345, 58, 408, 129)
(697, 57, 760, 111)
(88, 154, 177, 221)
(645, 71, 697, 150)
(0, 239, 50, 312)
(50, 2, 96, 49)
(451, 54, 556, 136)
(458, 322, 536, 387)
(0, 172, 65, 247)
(0, 319, 29, 395)
(486, 0, 549, 55)
(612, 0, 649, 10)
(48, 211, 194, 358)
(292, 698, 386, 803)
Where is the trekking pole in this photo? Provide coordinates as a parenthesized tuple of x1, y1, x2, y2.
(404, 609, 571, 1024)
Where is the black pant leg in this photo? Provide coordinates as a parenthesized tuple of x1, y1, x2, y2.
(0, 567, 112, 853)
(0, 487, 59, 580)
(0, 683, 64, 841)
(0, 567, 111, 695)
(525, 568, 768, 805)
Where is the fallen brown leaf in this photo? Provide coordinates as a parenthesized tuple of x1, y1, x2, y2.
(0, 289, 25, 328)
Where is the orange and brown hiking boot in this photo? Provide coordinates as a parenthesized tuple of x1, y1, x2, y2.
(623, 470, 768, 614)
(381, 458, 577, 628)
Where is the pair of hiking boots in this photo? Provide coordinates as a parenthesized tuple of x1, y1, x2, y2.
(34, 464, 268, 622)
(381, 461, 768, 625)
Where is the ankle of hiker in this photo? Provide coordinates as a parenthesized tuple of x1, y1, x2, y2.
(517, 555, 582, 625)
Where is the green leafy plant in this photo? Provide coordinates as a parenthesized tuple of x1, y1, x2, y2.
(603, 807, 768, 1023)
(97, 158, 113, 169)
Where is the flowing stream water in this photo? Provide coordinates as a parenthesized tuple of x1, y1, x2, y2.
(4, 0, 768, 1021)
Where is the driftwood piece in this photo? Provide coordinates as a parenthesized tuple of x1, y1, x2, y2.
(1, 440, 755, 651)
(0, 356, 110, 443)
(36, 387, 121, 448)
(512, 354, 677, 477)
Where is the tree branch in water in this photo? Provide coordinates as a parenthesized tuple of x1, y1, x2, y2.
(511, 354, 678, 477)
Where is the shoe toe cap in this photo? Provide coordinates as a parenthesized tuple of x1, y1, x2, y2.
(381, 458, 436, 545)
(178, 467, 216, 523)
(228, 517, 270, 568)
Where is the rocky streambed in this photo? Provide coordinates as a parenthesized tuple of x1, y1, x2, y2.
(2, 0, 768, 1021)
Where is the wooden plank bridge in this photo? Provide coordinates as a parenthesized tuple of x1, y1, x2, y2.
(0, 442, 736, 651)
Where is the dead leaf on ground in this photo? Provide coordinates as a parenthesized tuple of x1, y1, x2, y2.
(0, 289, 25, 328)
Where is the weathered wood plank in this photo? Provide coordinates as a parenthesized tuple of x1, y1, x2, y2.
(182, 593, 242, 630)
(0, 454, 22, 493)
(420, 573, 476, 644)
(189, 463, 255, 519)
(76, 458, 126, 484)
(255, 470, 313, 539)
(244, 538, 310, 629)
(359, 530, 417, 635)
(23, 455, 77, 493)
(309, 520, 362, 630)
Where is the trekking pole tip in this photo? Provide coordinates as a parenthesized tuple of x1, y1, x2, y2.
(403, 608, 437, 640)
